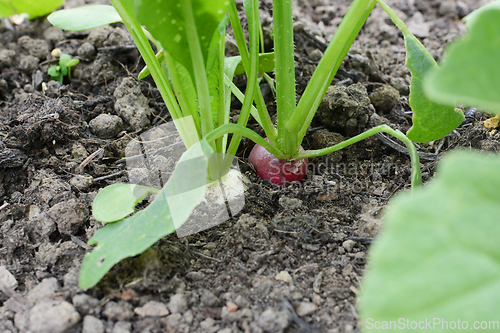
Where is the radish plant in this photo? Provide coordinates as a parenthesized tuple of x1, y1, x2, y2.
(48, 0, 462, 289)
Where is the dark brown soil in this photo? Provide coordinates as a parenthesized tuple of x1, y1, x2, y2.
(0, 0, 498, 332)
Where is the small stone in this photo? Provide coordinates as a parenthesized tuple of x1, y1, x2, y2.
(296, 302, 318, 317)
(0, 266, 17, 290)
(218, 328, 232, 333)
(82, 315, 104, 333)
(18, 36, 49, 60)
(355, 252, 366, 259)
(342, 240, 356, 252)
(134, 301, 170, 317)
(71, 142, 88, 159)
(275, 271, 293, 285)
(0, 49, 16, 68)
(18, 55, 39, 73)
(44, 27, 64, 47)
(48, 198, 89, 235)
(406, 12, 430, 38)
(201, 289, 219, 307)
(90, 114, 124, 138)
(278, 197, 302, 210)
(112, 321, 132, 333)
(72, 294, 100, 316)
(103, 301, 134, 321)
(27, 278, 59, 306)
(186, 271, 205, 281)
(167, 294, 188, 314)
(114, 77, 151, 131)
(308, 48, 323, 62)
(226, 301, 238, 313)
(200, 317, 216, 330)
(78, 41, 96, 59)
(70, 175, 93, 191)
(164, 313, 182, 330)
(257, 308, 290, 333)
(369, 85, 400, 114)
(27, 300, 80, 333)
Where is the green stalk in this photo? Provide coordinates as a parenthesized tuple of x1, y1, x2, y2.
(228, 2, 277, 145)
(109, 0, 188, 138)
(225, 0, 261, 158)
(289, 0, 376, 148)
(274, 0, 297, 157)
(294, 125, 422, 189)
(181, 0, 214, 141)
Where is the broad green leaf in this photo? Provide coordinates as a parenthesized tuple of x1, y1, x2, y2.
(463, 0, 500, 28)
(359, 151, 500, 332)
(0, 0, 64, 19)
(424, 8, 500, 114)
(80, 140, 213, 290)
(377, 0, 463, 143)
(48, 5, 122, 31)
(92, 184, 159, 223)
(136, 0, 230, 79)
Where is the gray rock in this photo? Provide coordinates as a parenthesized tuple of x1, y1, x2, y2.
(0, 266, 17, 290)
(82, 315, 104, 333)
(316, 83, 375, 136)
(78, 41, 96, 59)
(48, 198, 89, 235)
(71, 142, 89, 159)
(307, 48, 323, 62)
(167, 294, 188, 314)
(27, 278, 59, 306)
(201, 289, 219, 307)
(164, 313, 183, 330)
(406, 12, 430, 38)
(45, 80, 62, 98)
(18, 36, 49, 60)
(105, 27, 130, 46)
(72, 294, 100, 316)
(27, 300, 80, 333)
(389, 77, 409, 95)
(257, 308, 290, 333)
(134, 301, 170, 317)
(18, 55, 39, 73)
(0, 49, 16, 68)
(89, 114, 123, 138)
(114, 77, 151, 131)
(28, 212, 56, 242)
(369, 85, 400, 114)
(103, 301, 134, 321)
(278, 197, 302, 210)
(88, 27, 111, 48)
(70, 175, 93, 191)
(43, 27, 64, 47)
(112, 320, 132, 333)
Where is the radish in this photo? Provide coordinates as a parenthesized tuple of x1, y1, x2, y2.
(248, 139, 308, 185)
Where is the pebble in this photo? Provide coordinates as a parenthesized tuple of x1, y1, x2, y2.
(167, 293, 188, 314)
(296, 301, 318, 316)
(18, 55, 39, 73)
(134, 300, 170, 317)
(48, 198, 89, 235)
(308, 48, 323, 61)
(78, 41, 97, 59)
(278, 196, 302, 210)
(27, 300, 80, 333)
(103, 301, 134, 321)
(406, 12, 430, 38)
(71, 142, 89, 159)
(18, 35, 49, 60)
(342, 240, 356, 252)
(257, 308, 290, 333)
(114, 77, 152, 131)
(70, 175, 93, 191)
(43, 27, 64, 47)
(82, 315, 104, 333)
(186, 271, 205, 281)
(0, 266, 17, 290)
(72, 293, 100, 316)
(112, 320, 132, 333)
(226, 301, 238, 313)
(89, 113, 123, 138)
(275, 270, 293, 285)
(201, 289, 219, 307)
(369, 85, 400, 113)
(27, 277, 59, 306)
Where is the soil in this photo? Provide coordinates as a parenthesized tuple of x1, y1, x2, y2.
(0, 0, 498, 332)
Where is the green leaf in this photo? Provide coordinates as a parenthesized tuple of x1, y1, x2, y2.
(80, 140, 213, 290)
(359, 151, 500, 332)
(92, 184, 159, 223)
(136, 0, 230, 79)
(0, 0, 64, 19)
(463, 0, 500, 28)
(424, 8, 500, 115)
(232, 52, 275, 75)
(58, 53, 73, 66)
(48, 5, 122, 31)
(377, 0, 463, 143)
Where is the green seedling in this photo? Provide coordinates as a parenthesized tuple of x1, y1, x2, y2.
(48, 0, 462, 289)
(0, 0, 65, 20)
(48, 53, 79, 83)
(359, 5, 500, 331)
